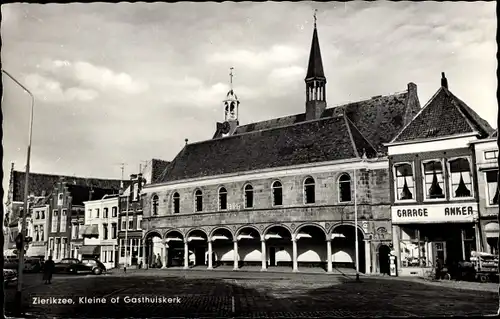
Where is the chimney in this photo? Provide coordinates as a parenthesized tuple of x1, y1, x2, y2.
(441, 72, 448, 89)
(403, 82, 421, 126)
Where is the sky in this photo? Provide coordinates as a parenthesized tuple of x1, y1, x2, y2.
(1, 2, 497, 202)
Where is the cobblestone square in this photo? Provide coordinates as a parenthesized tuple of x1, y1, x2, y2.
(4, 270, 499, 318)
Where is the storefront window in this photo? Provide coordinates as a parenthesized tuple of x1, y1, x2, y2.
(394, 163, 414, 200)
(486, 170, 499, 205)
(399, 227, 429, 267)
(449, 158, 472, 198)
(423, 160, 445, 199)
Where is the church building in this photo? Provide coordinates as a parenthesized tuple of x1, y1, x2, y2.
(140, 19, 421, 274)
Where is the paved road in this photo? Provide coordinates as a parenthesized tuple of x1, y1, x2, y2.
(5, 270, 499, 318)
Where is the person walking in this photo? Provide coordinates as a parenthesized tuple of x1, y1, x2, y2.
(43, 255, 55, 284)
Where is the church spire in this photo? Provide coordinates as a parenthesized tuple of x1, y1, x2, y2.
(305, 9, 327, 121)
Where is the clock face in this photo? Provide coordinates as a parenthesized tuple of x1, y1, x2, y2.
(221, 121, 231, 134)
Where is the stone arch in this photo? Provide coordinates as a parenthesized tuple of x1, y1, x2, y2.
(328, 221, 366, 238)
(235, 225, 262, 237)
(209, 226, 234, 239)
(163, 228, 184, 240)
(186, 227, 209, 238)
(294, 222, 327, 237)
(263, 223, 293, 237)
(143, 229, 162, 240)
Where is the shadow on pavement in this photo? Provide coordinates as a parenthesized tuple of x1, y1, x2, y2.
(4, 275, 498, 318)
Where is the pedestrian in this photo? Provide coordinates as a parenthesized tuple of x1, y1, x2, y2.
(138, 260, 143, 269)
(43, 255, 55, 284)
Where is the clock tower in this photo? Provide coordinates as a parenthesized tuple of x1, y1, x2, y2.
(221, 67, 240, 137)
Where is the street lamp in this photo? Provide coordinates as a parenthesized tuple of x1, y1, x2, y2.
(2, 69, 35, 313)
(353, 167, 360, 281)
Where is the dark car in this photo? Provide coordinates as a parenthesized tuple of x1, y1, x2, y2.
(3, 269, 18, 287)
(54, 258, 106, 275)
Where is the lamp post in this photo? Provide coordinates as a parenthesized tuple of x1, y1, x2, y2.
(353, 168, 360, 281)
(3, 69, 35, 313)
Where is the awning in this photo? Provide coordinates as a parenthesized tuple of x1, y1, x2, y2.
(79, 245, 100, 255)
(485, 222, 499, 238)
(295, 232, 312, 240)
(211, 235, 229, 241)
(80, 225, 99, 238)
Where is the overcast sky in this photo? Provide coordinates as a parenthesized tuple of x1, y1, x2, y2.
(1, 2, 497, 199)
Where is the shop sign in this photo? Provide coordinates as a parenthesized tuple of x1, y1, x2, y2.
(391, 203, 478, 224)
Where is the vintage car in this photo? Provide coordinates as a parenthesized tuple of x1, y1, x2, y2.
(3, 269, 18, 286)
(54, 258, 106, 275)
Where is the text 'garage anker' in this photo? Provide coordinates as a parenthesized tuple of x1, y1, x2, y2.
(32, 296, 182, 305)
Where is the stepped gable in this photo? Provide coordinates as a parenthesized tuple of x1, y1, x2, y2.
(11, 171, 128, 202)
(392, 87, 493, 143)
(235, 91, 409, 153)
(159, 114, 378, 183)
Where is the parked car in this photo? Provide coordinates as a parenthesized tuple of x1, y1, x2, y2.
(3, 269, 18, 287)
(54, 258, 106, 275)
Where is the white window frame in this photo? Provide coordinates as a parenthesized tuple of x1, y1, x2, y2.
(447, 156, 474, 201)
(57, 193, 63, 206)
(136, 216, 142, 230)
(421, 159, 447, 202)
(338, 173, 353, 203)
(393, 162, 417, 203)
(484, 149, 499, 161)
(60, 209, 67, 232)
(51, 210, 59, 233)
(128, 217, 134, 230)
(112, 206, 117, 217)
(485, 169, 499, 207)
(121, 218, 127, 231)
(303, 177, 316, 205)
(95, 208, 100, 218)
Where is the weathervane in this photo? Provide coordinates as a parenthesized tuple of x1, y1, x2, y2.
(314, 9, 318, 28)
(229, 67, 234, 90)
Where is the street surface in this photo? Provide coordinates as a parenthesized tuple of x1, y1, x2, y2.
(4, 269, 499, 318)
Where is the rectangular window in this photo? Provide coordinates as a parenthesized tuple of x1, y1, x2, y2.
(62, 238, 67, 259)
(40, 227, 44, 241)
(55, 238, 61, 260)
(120, 239, 125, 257)
(136, 216, 142, 230)
(104, 208, 109, 218)
(103, 223, 109, 240)
(133, 183, 139, 201)
(78, 223, 84, 239)
(449, 158, 473, 198)
(49, 238, 54, 255)
(128, 218, 134, 230)
(95, 208, 100, 218)
(57, 193, 63, 206)
(71, 224, 77, 239)
(423, 160, 445, 200)
(60, 210, 67, 232)
(485, 150, 499, 160)
(34, 226, 39, 241)
(112, 207, 117, 217)
(486, 170, 499, 206)
(51, 210, 59, 233)
(121, 218, 127, 231)
(394, 163, 415, 201)
(112, 223, 117, 239)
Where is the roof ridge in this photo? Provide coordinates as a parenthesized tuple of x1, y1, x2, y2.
(328, 90, 408, 109)
(445, 89, 493, 136)
(390, 87, 445, 144)
(446, 90, 480, 135)
(13, 170, 123, 182)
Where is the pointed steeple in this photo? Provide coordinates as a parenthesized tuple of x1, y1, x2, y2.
(305, 9, 327, 121)
(306, 10, 325, 81)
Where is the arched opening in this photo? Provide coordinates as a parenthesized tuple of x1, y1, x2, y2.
(272, 181, 283, 206)
(164, 230, 184, 268)
(295, 225, 327, 271)
(338, 174, 352, 202)
(218, 187, 228, 210)
(264, 225, 292, 269)
(378, 244, 391, 275)
(144, 231, 162, 269)
(194, 189, 203, 212)
(236, 227, 261, 268)
(330, 225, 366, 273)
(244, 184, 254, 208)
(172, 192, 180, 214)
(210, 228, 233, 268)
(187, 229, 208, 268)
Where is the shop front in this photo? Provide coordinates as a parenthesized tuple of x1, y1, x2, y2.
(392, 202, 479, 277)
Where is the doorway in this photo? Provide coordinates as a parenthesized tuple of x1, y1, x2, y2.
(433, 241, 447, 267)
(378, 245, 391, 275)
(194, 246, 206, 266)
(269, 247, 276, 267)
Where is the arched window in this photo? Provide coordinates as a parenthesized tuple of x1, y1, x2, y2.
(272, 181, 283, 206)
(172, 192, 180, 214)
(219, 187, 227, 210)
(423, 160, 445, 199)
(338, 174, 352, 202)
(449, 158, 472, 198)
(195, 190, 203, 212)
(304, 177, 315, 204)
(394, 163, 414, 200)
(244, 184, 254, 208)
(151, 195, 159, 216)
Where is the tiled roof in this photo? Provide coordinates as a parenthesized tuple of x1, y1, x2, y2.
(10, 170, 126, 203)
(392, 87, 493, 143)
(235, 92, 410, 153)
(151, 159, 170, 183)
(490, 130, 498, 138)
(159, 114, 377, 183)
(67, 184, 120, 206)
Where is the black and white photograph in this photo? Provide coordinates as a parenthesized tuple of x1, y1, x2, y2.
(1, 1, 498, 318)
